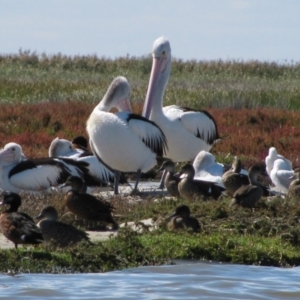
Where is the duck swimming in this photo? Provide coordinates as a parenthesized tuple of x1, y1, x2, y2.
(60, 176, 118, 230)
(166, 205, 201, 233)
(35, 206, 92, 247)
(0, 191, 43, 248)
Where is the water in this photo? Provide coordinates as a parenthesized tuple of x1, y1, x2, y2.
(1, 261, 300, 299)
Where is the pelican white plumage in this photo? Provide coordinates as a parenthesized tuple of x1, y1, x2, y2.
(142, 36, 220, 163)
(0, 142, 100, 193)
(192, 151, 249, 189)
(192, 151, 226, 188)
(86, 76, 167, 195)
(270, 158, 294, 194)
(49, 137, 119, 185)
(265, 147, 292, 177)
(49, 137, 86, 158)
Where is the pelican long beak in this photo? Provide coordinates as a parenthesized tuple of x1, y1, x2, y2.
(0, 148, 15, 162)
(115, 97, 133, 113)
(142, 57, 167, 119)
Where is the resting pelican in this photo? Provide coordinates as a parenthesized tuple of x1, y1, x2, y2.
(265, 147, 292, 177)
(0, 142, 100, 193)
(49, 137, 125, 185)
(270, 159, 294, 194)
(142, 36, 220, 162)
(86, 76, 167, 195)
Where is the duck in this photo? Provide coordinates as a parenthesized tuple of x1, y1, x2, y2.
(222, 156, 249, 196)
(86, 76, 167, 195)
(230, 164, 267, 210)
(0, 191, 43, 248)
(176, 163, 224, 201)
(288, 172, 300, 198)
(35, 206, 92, 247)
(265, 147, 292, 177)
(59, 176, 118, 230)
(71, 136, 90, 153)
(166, 205, 201, 233)
(0, 142, 102, 193)
(157, 160, 180, 197)
(270, 158, 294, 194)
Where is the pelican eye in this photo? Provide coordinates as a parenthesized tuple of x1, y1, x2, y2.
(162, 50, 165, 56)
(11, 147, 15, 151)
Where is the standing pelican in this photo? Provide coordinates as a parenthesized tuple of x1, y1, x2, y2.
(142, 36, 220, 163)
(86, 76, 167, 194)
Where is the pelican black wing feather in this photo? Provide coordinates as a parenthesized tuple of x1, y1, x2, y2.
(126, 114, 168, 157)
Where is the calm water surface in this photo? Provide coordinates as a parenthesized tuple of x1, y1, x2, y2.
(1, 261, 300, 299)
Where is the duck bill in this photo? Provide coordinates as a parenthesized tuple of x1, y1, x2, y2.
(165, 211, 177, 222)
(58, 182, 68, 189)
(142, 57, 167, 119)
(35, 213, 43, 220)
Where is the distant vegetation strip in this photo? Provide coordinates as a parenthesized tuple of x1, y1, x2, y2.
(0, 50, 300, 109)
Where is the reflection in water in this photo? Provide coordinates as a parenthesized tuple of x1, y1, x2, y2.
(1, 261, 300, 299)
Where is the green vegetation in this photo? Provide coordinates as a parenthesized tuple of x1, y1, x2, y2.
(1, 54, 300, 272)
(1, 193, 300, 273)
(1, 51, 300, 109)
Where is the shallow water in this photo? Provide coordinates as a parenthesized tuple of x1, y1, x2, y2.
(1, 261, 300, 299)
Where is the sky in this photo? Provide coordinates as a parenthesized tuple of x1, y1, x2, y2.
(1, 0, 299, 63)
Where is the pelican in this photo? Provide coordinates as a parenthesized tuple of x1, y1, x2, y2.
(270, 159, 294, 194)
(192, 151, 248, 187)
(49, 137, 125, 186)
(0, 142, 100, 193)
(265, 147, 292, 177)
(142, 37, 220, 188)
(86, 76, 167, 195)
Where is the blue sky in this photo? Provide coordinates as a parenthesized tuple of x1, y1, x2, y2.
(1, 0, 299, 62)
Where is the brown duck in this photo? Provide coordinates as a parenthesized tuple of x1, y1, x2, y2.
(288, 171, 300, 197)
(35, 206, 93, 247)
(166, 205, 201, 233)
(222, 157, 249, 196)
(0, 191, 43, 249)
(60, 176, 118, 230)
(157, 160, 180, 197)
(230, 164, 267, 210)
(176, 163, 224, 201)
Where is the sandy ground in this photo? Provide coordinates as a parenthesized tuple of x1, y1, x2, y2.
(0, 181, 168, 249)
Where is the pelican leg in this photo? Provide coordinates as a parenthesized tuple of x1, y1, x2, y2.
(132, 169, 141, 194)
(158, 169, 167, 189)
(114, 171, 120, 195)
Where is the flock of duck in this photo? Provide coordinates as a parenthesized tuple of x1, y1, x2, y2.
(0, 36, 298, 248)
